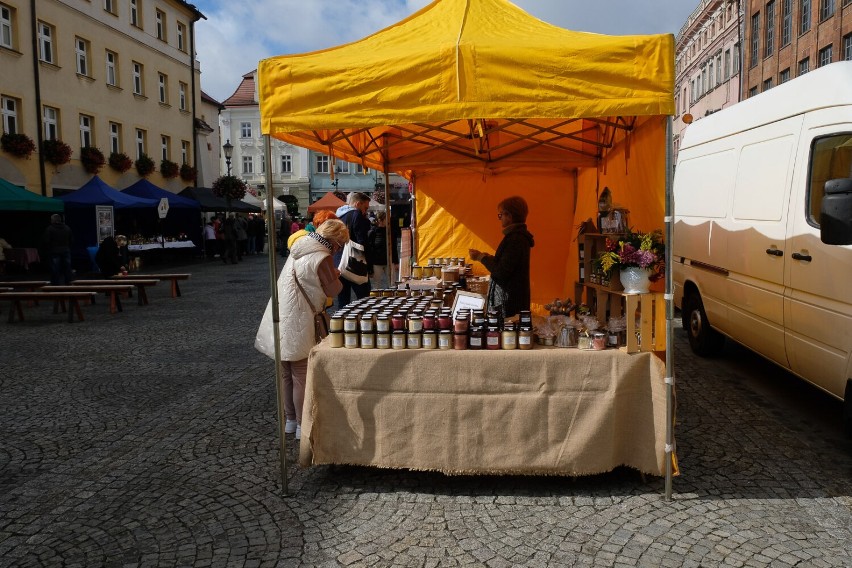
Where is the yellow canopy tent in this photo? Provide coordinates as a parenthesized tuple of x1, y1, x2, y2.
(257, 0, 676, 496)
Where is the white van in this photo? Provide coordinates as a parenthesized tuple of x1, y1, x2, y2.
(673, 61, 852, 434)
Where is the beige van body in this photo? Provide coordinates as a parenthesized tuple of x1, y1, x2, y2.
(673, 62, 852, 429)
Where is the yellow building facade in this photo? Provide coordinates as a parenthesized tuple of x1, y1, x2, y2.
(0, 0, 205, 196)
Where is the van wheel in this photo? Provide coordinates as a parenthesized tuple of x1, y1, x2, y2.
(844, 381, 852, 437)
(682, 291, 724, 356)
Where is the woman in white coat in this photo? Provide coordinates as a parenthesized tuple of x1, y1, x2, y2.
(255, 219, 348, 439)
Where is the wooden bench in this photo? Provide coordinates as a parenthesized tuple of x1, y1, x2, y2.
(43, 284, 133, 314)
(0, 291, 97, 323)
(71, 279, 157, 306)
(114, 273, 190, 298)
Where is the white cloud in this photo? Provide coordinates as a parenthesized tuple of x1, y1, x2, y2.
(193, 0, 697, 102)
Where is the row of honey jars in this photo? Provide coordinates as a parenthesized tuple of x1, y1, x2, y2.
(330, 322, 535, 351)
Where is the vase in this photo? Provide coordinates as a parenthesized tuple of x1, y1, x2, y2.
(619, 267, 652, 294)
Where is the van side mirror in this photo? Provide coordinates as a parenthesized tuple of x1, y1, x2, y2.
(820, 178, 852, 245)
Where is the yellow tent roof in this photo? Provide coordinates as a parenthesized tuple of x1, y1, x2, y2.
(257, 0, 674, 173)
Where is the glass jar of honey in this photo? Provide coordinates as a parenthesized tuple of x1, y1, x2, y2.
(329, 331, 344, 348)
(391, 330, 407, 350)
(501, 323, 517, 350)
(518, 326, 533, 350)
(344, 331, 359, 349)
(406, 331, 422, 349)
(486, 326, 501, 350)
(360, 332, 375, 349)
(376, 332, 391, 349)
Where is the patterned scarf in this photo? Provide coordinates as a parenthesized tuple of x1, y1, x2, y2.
(308, 231, 333, 252)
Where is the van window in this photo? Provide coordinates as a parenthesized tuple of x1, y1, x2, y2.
(807, 133, 852, 227)
(675, 149, 736, 218)
(732, 136, 794, 221)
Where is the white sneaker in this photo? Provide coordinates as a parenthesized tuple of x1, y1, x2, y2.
(295, 425, 301, 440)
(284, 419, 297, 434)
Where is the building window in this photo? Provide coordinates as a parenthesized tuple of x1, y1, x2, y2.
(281, 154, 292, 173)
(708, 60, 715, 89)
(1, 3, 14, 50)
(242, 155, 253, 174)
(1, 95, 18, 134)
(181, 140, 189, 164)
(336, 161, 350, 174)
(158, 73, 168, 104)
(161, 135, 170, 160)
(750, 13, 760, 67)
(105, 50, 118, 86)
(109, 122, 121, 154)
(156, 10, 166, 41)
(780, 68, 791, 83)
(75, 37, 90, 76)
(316, 155, 329, 174)
(799, 57, 810, 75)
(104, 0, 115, 15)
(43, 106, 58, 140)
(724, 49, 731, 79)
(130, 0, 139, 27)
(177, 22, 186, 52)
(748, 86, 759, 97)
(820, 0, 835, 20)
(356, 164, 369, 174)
(178, 82, 187, 110)
(763, 78, 773, 91)
(80, 115, 93, 147)
(135, 128, 146, 158)
(801, 0, 811, 34)
(132, 61, 143, 95)
(260, 153, 266, 174)
(716, 54, 722, 84)
(845, 33, 852, 60)
(240, 121, 252, 138)
(765, 2, 776, 54)
(781, 0, 792, 46)
(733, 42, 741, 74)
(38, 21, 54, 64)
(818, 44, 833, 67)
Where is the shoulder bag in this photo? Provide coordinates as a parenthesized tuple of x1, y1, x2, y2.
(337, 239, 369, 284)
(293, 270, 330, 344)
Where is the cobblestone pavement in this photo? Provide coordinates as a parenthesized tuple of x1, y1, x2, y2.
(1, 254, 851, 568)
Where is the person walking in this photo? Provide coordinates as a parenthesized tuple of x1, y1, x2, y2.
(334, 192, 372, 307)
(255, 219, 349, 440)
(367, 211, 399, 289)
(221, 216, 238, 265)
(43, 214, 74, 285)
(203, 220, 217, 260)
(234, 214, 248, 261)
(246, 214, 258, 255)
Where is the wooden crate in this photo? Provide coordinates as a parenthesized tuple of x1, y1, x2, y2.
(574, 282, 665, 353)
(581, 233, 624, 291)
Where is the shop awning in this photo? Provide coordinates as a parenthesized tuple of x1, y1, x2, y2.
(59, 176, 158, 209)
(0, 178, 64, 212)
(123, 179, 201, 209)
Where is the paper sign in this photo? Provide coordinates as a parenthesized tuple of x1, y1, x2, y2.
(157, 197, 170, 219)
(451, 290, 486, 320)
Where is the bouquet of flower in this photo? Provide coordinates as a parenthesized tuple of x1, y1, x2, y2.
(597, 229, 665, 280)
(212, 175, 247, 201)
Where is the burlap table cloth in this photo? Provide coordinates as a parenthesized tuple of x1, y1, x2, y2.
(301, 341, 669, 476)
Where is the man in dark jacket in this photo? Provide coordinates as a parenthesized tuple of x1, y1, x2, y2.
(367, 211, 399, 289)
(43, 214, 74, 284)
(469, 196, 534, 318)
(334, 192, 372, 307)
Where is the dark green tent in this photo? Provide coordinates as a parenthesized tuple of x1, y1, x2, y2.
(0, 178, 64, 212)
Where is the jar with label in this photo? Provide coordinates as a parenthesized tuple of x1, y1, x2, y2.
(472, 311, 486, 327)
(502, 323, 517, 350)
(421, 330, 437, 349)
(592, 332, 607, 351)
(376, 332, 391, 349)
(518, 310, 532, 327)
(329, 314, 345, 332)
(412, 265, 423, 279)
(359, 313, 375, 332)
(438, 329, 453, 349)
(518, 326, 533, 350)
(486, 326, 501, 350)
(486, 310, 501, 328)
(375, 314, 391, 333)
(422, 313, 437, 330)
(344, 314, 359, 333)
(407, 315, 423, 333)
(392, 330, 407, 350)
(453, 332, 468, 350)
(360, 332, 375, 349)
(405, 331, 420, 349)
(607, 330, 620, 348)
(454, 314, 469, 334)
(578, 333, 593, 350)
(391, 313, 406, 331)
(469, 326, 485, 350)
(329, 331, 344, 348)
(438, 312, 453, 330)
(344, 331, 360, 349)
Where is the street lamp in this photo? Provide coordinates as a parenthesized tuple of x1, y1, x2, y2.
(222, 139, 233, 176)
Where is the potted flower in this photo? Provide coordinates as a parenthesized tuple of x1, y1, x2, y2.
(42, 139, 72, 166)
(597, 229, 665, 294)
(160, 159, 179, 178)
(109, 151, 133, 173)
(1, 132, 36, 159)
(212, 175, 247, 206)
(80, 146, 106, 174)
(179, 163, 197, 182)
(135, 153, 155, 177)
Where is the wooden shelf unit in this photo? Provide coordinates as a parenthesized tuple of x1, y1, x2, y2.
(574, 281, 665, 353)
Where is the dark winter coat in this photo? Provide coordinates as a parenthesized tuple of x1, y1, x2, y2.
(367, 225, 398, 266)
(333, 206, 372, 270)
(95, 237, 122, 276)
(480, 223, 534, 318)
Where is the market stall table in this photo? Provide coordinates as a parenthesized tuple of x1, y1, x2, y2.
(301, 341, 670, 477)
(127, 241, 196, 252)
(5, 248, 40, 271)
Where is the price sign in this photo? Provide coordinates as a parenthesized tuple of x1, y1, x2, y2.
(157, 197, 170, 219)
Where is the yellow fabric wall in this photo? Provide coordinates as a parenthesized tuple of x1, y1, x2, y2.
(415, 116, 667, 313)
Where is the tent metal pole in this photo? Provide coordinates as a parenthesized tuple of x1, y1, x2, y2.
(263, 134, 289, 495)
(383, 164, 393, 285)
(664, 116, 675, 502)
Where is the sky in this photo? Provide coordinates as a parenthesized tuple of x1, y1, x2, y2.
(190, 0, 699, 103)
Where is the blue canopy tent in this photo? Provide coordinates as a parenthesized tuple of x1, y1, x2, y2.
(123, 179, 203, 249)
(57, 176, 158, 271)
